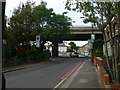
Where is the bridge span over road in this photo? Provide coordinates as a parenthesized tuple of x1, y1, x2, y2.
(63, 26, 103, 41)
(52, 26, 103, 57)
(70, 26, 102, 34)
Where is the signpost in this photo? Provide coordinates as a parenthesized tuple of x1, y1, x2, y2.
(88, 39, 93, 49)
(88, 34, 95, 62)
(36, 35, 40, 48)
(0, 0, 6, 89)
(91, 34, 95, 42)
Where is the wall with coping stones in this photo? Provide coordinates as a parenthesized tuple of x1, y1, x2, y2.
(94, 56, 120, 89)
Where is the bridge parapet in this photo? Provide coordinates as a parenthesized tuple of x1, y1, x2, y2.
(70, 26, 102, 34)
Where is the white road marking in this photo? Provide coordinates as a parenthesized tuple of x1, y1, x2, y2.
(59, 60, 87, 88)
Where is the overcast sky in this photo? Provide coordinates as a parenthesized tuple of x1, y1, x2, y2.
(5, 0, 88, 46)
(5, 0, 91, 27)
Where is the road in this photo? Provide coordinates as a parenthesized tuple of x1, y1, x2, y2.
(4, 57, 89, 88)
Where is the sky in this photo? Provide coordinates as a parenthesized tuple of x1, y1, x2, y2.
(5, 0, 91, 27)
(5, 0, 88, 46)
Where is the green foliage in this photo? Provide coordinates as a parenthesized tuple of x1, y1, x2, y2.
(4, 46, 50, 67)
(6, 1, 35, 57)
(65, 1, 117, 30)
(76, 46, 80, 50)
(4, 1, 72, 67)
(31, 2, 72, 41)
(93, 39, 104, 58)
(4, 56, 24, 67)
(65, 1, 120, 83)
(67, 49, 73, 52)
(26, 46, 50, 62)
(4, 2, 71, 59)
(69, 42, 77, 50)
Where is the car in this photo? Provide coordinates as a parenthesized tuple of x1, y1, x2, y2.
(78, 55, 85, 57)
(70, 52, 79, 57)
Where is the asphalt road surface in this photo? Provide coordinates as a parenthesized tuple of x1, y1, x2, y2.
(4, 57, 89, 88)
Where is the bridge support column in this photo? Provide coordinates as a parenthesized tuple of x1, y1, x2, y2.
(52, 41, 58, 57)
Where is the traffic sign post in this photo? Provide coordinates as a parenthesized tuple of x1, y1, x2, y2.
(91, 34, 95, 43)
(36, 35, 40, 48)
(88, 39, 93, 62)
(88, 39, 93, 49)
(36, 41, 40, 48)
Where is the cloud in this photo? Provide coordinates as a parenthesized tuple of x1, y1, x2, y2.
(5, 0, 91, 26)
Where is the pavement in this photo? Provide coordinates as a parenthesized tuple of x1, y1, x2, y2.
(58, 59, 99, 88)
(3, 58, 100, 88)
(69, 60, 99, 88)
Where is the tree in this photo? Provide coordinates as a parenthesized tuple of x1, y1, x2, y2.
(69, 42, 77, 51)
(6, 1, 35, 57)
(50, 14, 72, 57)
(31, 1, 72, 57)
(32, 3, 72, 41)
(32, 2, 54, 40)
(5, 1, 72, 59)
(93, 39, 104, 57)
(65, 1, 120, 83)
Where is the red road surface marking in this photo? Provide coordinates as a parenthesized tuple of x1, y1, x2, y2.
(61, 61, 82, 80)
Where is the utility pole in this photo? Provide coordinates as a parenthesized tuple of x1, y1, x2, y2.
(0, 0, 6, 89)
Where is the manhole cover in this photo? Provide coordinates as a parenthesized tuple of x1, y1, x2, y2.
(79, 79, 88, 83)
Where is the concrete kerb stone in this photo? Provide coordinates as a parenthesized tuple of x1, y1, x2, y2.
(3, 60, 54, 73)
(3, 64, 40, 73)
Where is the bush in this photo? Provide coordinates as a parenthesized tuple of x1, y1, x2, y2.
(4, 57, 20, 67)
(67, 49, 73, 52)
(95, 49, 103, 57)
(93, 39, 104, 58)
(27, 46, 50, 62)
(4, 46, 51, 67)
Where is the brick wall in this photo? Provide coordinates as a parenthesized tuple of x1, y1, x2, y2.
(94, 57, 120, 89)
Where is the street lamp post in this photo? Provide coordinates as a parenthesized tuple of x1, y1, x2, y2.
(80, 16, 95, 60)
(91, 23, 95, 62)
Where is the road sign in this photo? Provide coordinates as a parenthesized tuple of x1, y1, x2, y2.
(36, 35, 40, 41)
(36, 35, 40, 48)
(91, 34, 95, 40)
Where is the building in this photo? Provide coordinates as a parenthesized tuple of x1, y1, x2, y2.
(103, 15, 119, 57)
(78, 43, 89, 56)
